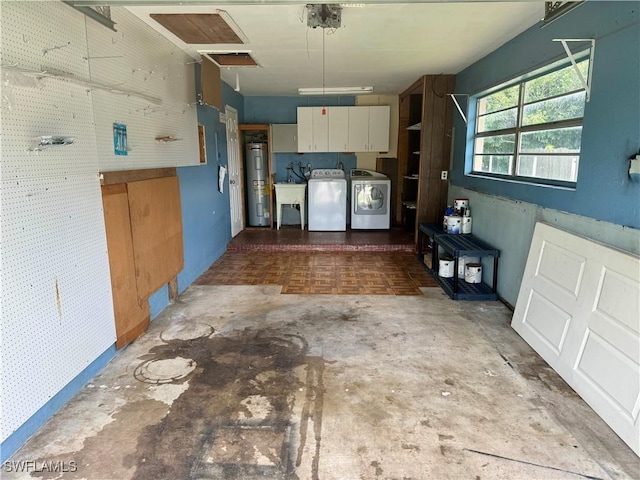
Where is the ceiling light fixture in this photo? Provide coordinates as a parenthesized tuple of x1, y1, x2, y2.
(301, 5, 371, 104)
(298, 86, 374, 95)
(307, 3, 342, 29)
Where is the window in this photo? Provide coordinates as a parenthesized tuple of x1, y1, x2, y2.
(472, 58, 589, 184)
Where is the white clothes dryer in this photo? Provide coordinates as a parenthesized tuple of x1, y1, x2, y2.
(349, 169, 391, 229)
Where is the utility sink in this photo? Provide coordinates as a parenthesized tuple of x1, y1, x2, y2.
(274, 183, 306, 230)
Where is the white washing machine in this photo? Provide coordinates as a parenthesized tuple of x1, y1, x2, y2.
(308, 169, 347, 231)
(349, 169, 391, 229)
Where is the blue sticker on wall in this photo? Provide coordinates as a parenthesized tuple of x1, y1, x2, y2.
(113, 123, 128, 156)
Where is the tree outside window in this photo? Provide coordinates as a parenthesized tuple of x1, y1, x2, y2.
(473, 59, 589, 184)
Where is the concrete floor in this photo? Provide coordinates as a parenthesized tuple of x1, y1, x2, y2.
(6, 286, 639, 479)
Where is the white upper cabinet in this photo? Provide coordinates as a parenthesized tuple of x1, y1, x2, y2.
(328, 107, 349, 152)
(297, 107, 313, 152)
(297, 107, 328, 152)
(271, 124, 298, 152)
(347, 106, 369, 152)
(297, 105, 390, 153)
(368, 105, 391, 152)
(312, 107, 329, 152)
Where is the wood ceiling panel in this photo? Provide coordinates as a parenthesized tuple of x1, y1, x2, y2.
(150, 14, 243, 44)
(206, 53, 257, 67)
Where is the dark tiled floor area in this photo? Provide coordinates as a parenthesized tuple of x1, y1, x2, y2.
(196, 251, 437, 295)
(202, 227, 435, 295)
(227, 226, 416, 252)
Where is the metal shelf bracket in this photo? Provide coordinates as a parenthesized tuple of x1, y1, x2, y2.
(448, 94, 468, 124)
(553, 38, 595, 102)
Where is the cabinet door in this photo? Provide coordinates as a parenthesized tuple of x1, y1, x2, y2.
(297, 107, 313, 152)
(328, 107, 349, 152)
(368, 105, 390, 152)
(271, 124, 297, 152)
(311, 107, 329, 151)
(348, 106, 369, 152)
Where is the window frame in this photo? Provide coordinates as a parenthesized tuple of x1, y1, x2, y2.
(469, 51, 591, 188)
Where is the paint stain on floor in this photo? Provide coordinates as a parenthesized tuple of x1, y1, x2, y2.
(30, 327, 325, 480)
(13, 286, 629, 480)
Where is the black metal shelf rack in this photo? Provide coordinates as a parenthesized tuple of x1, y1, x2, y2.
(417, 223, 500, 301)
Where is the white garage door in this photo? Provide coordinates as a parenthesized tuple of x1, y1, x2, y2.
(512, 222, 640, 455)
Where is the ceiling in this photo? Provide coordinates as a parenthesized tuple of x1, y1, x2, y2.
(125, 2, 546, 96)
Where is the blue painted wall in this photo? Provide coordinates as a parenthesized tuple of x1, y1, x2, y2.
(452, 2, 640, 229)
(448, 1, 640, 305)
(149, 76, 245, 318)
(244, 95, 355, 124)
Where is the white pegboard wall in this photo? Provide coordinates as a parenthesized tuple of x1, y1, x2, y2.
(1, 1, 99, 180)
(0, 80, 99, 180)
(0, 174, 116, 442)
(0, 2, 115, 444)
(87, 7, 200, 171)
(1, 2, 91, 79)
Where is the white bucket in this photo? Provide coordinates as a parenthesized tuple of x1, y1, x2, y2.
(439, 257, 455, 278)
(445, 215, 462, 234)
(454, 198, 469, 215)
(465, 263, 482, 284)
(462, 216, 472, 234)
(458, 256, 480, 278)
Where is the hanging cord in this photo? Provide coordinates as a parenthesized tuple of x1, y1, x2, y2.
(295, 162, 308, 182)
(322, 28, 326, 96)
(431, 73, 446, 98)
(322, 28, 326, 113)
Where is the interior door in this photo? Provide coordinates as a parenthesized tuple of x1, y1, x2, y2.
(512, 222, 640, 455)
(226, 105, 243, 237)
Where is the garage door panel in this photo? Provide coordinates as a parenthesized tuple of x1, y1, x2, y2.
(589, 310, 640, 365)
(575, 330, 640, 420)
(594, 267, 639, 335)
(513, 222, 640, 455)
(521, 289, 572, 356)
(536, 240, 587, 298)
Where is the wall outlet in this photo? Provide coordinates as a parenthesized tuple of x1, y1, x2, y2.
(441, 170, 448, 180)
(629, 154, 640, 176)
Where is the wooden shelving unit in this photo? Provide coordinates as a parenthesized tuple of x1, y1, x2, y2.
(396, 75, 455, 240)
